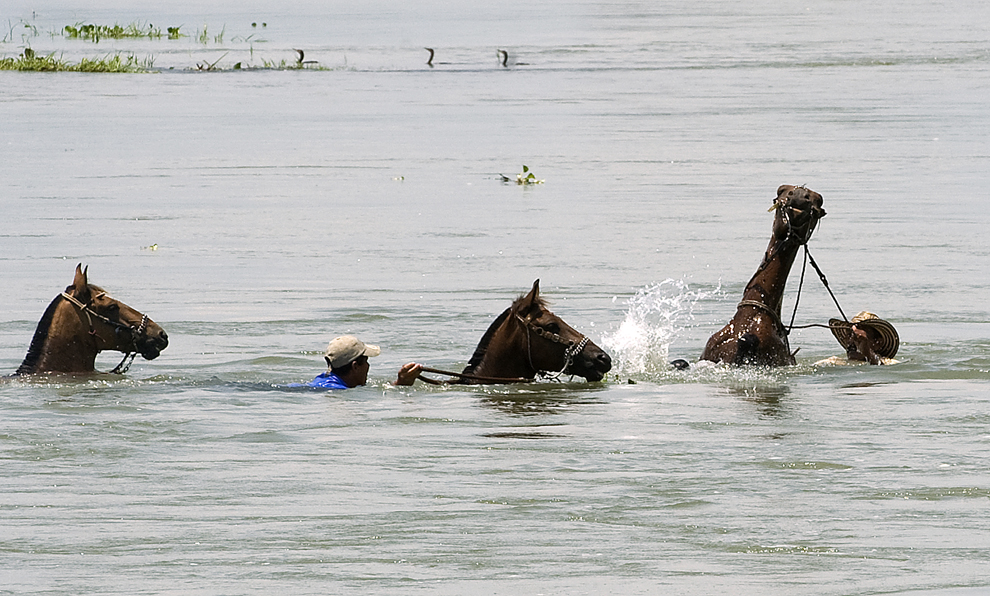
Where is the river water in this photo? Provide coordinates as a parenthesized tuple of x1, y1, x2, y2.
(2, 1, 989, 594)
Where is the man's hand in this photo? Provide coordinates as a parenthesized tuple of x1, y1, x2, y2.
(394, 362, 423, 386)
(850, 325, 881, 365)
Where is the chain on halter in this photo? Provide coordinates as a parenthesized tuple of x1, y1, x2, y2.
(516, 314, 590, 381)
(60, 291, 150, 374)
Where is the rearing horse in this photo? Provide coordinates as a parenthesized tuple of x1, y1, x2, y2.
(14, 264, 169, 375)
(449, 280, 612, 384)
(701, 185, 826, 366)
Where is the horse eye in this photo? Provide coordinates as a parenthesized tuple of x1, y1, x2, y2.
(546, 323, 561, 334)
(107, 303, 120, 313)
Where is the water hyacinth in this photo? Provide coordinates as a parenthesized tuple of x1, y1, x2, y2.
(63, 22, 173, 42)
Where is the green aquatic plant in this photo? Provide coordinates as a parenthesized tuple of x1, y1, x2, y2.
(501, 165, 545, 185)
(196, 53, 227, 71)
(3, 20, 38, 44)
(0, 49, 152, 72)
(259, 56, 303, 69)
(63, 22, 168, 42)
(167, 26, 182, 39)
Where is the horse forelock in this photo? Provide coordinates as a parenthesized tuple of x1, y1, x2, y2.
(463, 307, 512, 375)
(15, 295, 63, 375)
(511, 291, 548, 316)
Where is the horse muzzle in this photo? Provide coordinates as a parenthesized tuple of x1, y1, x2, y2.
(568, 346, 612, 382)
(136, 327, 169, 360)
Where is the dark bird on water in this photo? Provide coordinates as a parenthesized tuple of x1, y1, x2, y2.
(425, 47, 434, 67)
(497, 49, 508, 67)
(293, 49, 317, 67)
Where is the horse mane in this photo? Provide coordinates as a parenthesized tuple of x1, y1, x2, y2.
(15, 295, 63, 375)
(462, 307, 511, 375)
(461, 293, 549, 375)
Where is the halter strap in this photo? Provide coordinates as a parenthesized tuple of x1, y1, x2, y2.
(515, 314, 590, 381)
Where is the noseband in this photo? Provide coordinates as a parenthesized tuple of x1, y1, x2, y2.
(515, 314, 590, 380)
(760, 195, 822, 272)
(774, 193, 821, 248)
(61, 291, 150, 374)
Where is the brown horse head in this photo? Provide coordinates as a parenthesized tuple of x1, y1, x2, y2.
(15, 264, 169, 375)
(701, 186, 825, 367)
(461, 280, 612, 383)
(770, 185, 826, 251)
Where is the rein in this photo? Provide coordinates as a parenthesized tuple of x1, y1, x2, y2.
(750, 199, 849, 335)
(417, 367, 530, 384)
(60, 291, 150, 374)
(783, 244, 850, 333)
(415, 315, 591, 385)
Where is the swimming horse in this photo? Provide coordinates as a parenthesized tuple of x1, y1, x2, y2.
(13, 264, 169, 375)
(701, 185, 826, 366)
(423, 280, 612, 384)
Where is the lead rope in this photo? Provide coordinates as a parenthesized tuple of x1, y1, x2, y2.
(784, 244, 850, 333)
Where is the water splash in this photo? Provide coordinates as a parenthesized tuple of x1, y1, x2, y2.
(602, 279, 721, 376)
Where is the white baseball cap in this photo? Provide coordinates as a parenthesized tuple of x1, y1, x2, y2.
(324, 335, 381, 369)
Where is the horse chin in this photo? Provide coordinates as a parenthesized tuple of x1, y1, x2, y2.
(566, 361, 610, 382)
(139, 348, 162, 361)
(136, 335, 168, 360)
(580, 369, 606, 382)
(566, 350, 612, 382)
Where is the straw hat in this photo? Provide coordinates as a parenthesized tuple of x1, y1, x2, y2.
(829, 312, 899, 358)
(324, 335, 381, 369)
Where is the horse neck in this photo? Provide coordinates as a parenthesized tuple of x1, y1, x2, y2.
(742, 225, 803, 314)
(32, 298, 100, 373)
(470, 319, 536, 380)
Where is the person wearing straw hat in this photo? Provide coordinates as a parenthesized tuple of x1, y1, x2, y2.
(295, 335, 422, 389)
(827, 312, 900, 365)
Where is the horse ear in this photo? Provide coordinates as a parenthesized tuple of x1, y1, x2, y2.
(516, 279, 542, 317)
(69, 264, 90, 299)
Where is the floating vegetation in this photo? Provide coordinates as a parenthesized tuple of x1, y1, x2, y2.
(196, 53, 227, 71)
(259, 56, 310, 69)
(0, 49, 152, 72)
(62, 22, 179, 42)
(501, 165, 545, 185)
(3, 20, 38, 44)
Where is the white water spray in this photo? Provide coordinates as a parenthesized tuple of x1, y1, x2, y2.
(602, 279, 722, 375)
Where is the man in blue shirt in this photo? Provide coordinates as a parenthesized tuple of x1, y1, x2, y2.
(301, 335, 422, 389)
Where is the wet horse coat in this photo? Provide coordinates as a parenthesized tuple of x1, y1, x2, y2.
(701, 185, 826, 367)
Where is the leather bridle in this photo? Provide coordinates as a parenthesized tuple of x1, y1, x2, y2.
(515, 314, 590, 381)
(60, 291, 150, 374)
